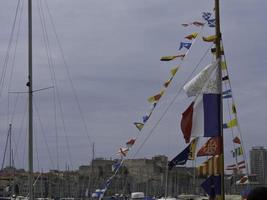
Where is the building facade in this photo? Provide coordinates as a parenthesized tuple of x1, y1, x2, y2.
(250, 146, 267, 185)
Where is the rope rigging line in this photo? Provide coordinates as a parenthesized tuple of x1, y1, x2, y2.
(13, 100, 27, 167)
(0, 0, 21, 99)
(7, 0, 24, 125)
(37, 0, 61, 170)
(132, 45, 213, 159)
(33, 101, 56, 169)
(221, 40, 249, 176)
(44, 0, 94, 151)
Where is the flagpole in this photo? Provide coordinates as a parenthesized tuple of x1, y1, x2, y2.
(215, 0, 225, 200)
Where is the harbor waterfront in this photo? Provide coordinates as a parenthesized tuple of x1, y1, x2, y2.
(0, 154, 263, 199)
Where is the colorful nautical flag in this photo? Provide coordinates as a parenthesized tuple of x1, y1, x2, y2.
(180, 102, 194, 143)
(126, 138, 136, 148)
(226, 160, 245, 171)
(188, 137, 199, 160)
(160, 55, 185, 61)
(232, 104, 237, 114)
(181, 63, 221, 142)
(142, 115, 149, 123)
(168, 144, 190, 169)
(192, 21, 205, 27)
(202, 12, 212, 20)
(117, 147, 129, 157)
(221, 61, 227, 70)
(236, 176, 249, 184)
(185, 32, 198, 40)
(163, 78, 172, 88)
(183, 61, 218, 97)
(181, 95, 221, 142)
(231, 146, 243, 157)
(222, 75, 229, 81)
(179, 42, 192, 50)
(222, 89, 232, 99)
(207, 19, 216, 27)
(134, 122, 144, 131)
(197, 137, 221, 157)
(181, 23, 190, 27)
(201, 175, 221, 198)
(233, 136, 241, 144)
(112, 160, 122, 172)
(170, 66, 179, 76)
(147, 90, 164, 103)
(223, 118, 238, 129)
(182, 22, 204, 27)
(197, 155, 221, 176)
(202, 35, 216, 42)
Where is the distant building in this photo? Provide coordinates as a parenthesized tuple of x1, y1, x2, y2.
(250, 146, 267, 184)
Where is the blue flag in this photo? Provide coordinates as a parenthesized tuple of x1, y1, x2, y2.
(207, 19, 216, 27)
(179, 42, 192, 50)
(168, 144, 190, 169)
(142, 115, 149, 123)
(201, 175, 221, 198)
(202, 12, 212, 20)
(112, 160, 122, 172)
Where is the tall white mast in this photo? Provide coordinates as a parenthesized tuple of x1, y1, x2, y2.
(27, 0, 33, 199)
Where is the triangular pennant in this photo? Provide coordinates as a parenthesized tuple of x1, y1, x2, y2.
(163, 78, 172, 88)
(232, 104, 237, 114)
(134, 122, 144, 131)
(147, 90, 164, 103)
(185, 32, 198, 40)
(233, 136, 241, 144)
(170, 66, 179, 76)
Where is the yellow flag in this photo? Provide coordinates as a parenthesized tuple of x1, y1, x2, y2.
(227, 118, 238, 128)
(160, 56, 177, 61)
(170, 66, 179, 76)
(185, 32, 198, 40)
(202, 35, 216, 42)
(221, 61, 227, 70)
(134, 122, 144, 131)
(188, 137, 199, 160)
(147, 90, 165, 103)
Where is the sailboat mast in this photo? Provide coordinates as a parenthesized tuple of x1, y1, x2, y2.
(27, 0, 33, 199)
(214, 0, 225, 200)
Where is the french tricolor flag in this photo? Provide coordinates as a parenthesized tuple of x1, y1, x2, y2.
(180, 61, 221, 143)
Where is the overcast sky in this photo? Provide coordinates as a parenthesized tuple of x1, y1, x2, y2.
(0, 0, 267, 172)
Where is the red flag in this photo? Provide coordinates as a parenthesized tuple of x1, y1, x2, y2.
(192, 21, 205, 27)
(197, 137, 222, 156)
(233, 136, 241, 144)
(180, 102, 194, 143)
(126, 138, 136, 148)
